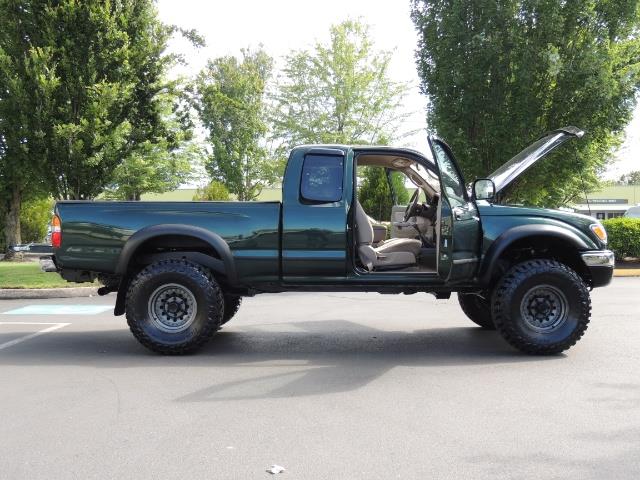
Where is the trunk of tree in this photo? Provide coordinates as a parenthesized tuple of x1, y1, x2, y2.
(3, 185, 23, 261)
(126, 192, 141, 201)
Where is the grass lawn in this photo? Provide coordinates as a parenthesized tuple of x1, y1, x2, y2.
(0, 261, 95, 289)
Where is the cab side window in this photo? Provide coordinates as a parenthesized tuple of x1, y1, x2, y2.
(300, 154, 344, 203)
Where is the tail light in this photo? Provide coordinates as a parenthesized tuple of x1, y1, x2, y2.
(51, 215, 62, 248)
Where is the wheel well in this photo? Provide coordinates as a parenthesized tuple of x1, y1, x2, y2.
(132, 234, 219, 257)
(488, 235, 591, 287)
(127, 234, 222, 272)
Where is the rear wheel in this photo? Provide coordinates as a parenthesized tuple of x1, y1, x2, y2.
(125, 259, 223, 355)
(492, 259, 591, 355)
(457, 292, 495, 329)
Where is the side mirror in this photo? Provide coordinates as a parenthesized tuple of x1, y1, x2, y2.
(472, 178, 496, 201)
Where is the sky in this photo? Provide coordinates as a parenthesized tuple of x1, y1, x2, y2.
(156, 0, 639, 179)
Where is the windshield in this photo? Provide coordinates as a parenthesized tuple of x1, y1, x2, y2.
(408, 163, 440, 193)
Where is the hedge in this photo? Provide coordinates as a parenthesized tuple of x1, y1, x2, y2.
(602, 217, 640, 260)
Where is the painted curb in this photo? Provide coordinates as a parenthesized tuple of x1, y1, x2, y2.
(0, 287, 100, 300)
(614, 269, 640, 277)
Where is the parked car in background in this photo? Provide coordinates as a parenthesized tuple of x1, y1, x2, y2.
(624, 205, 640, 218)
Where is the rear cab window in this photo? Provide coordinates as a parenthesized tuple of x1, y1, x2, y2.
(300, 154, 344, 203)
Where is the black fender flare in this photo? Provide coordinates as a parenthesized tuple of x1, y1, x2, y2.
(478, 224, 591, 286)
(113, 225, 237, 316)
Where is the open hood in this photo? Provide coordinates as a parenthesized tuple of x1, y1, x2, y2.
(488, 126, 584, 195)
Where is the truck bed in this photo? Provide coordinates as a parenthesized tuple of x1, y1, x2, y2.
(55, 201, 281, 283)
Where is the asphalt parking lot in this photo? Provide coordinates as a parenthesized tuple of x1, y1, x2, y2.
(0, 278, 639, 479)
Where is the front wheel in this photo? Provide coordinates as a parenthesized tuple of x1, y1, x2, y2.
(492, 259, 591, 355)
(221, 295, 242, 326)
(125, 259, 224, 355)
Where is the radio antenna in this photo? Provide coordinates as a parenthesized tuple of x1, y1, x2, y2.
(576, 151, 592, 217)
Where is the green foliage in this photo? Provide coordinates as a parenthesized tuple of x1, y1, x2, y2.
(358, 168, 409, 221)
(271, 20, 409, 157)
(0, 0, 177, 200)
(193, 181, 231, 201)
(0, 195, 53, 249)
(412, 0, 640, 207)
(619, 171, 640, 185)
(104, 135, 198, 200)
(195, 48, 275, 201)
(20, 197, 54, 243)
(603, 217, 640, 259)
(0, 0, 195, 247)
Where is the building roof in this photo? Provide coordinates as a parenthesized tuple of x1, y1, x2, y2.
(573, 204, 631, 211)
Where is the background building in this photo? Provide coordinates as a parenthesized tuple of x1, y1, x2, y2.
(573, 185, 640, 219)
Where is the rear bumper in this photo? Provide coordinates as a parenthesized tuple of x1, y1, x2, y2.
(39, 255, 58, 273)
(581, 250, 614, 288)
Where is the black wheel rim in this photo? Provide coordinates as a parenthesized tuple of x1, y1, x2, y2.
(148, 283, 198, 333)
(520, 284, 568, 333)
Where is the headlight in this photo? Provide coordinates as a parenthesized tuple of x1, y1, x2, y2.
(590, 223, 607, 244)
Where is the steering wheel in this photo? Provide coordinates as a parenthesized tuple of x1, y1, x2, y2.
(403, 189, 420, 222)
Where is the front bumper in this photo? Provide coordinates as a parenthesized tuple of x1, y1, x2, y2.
(581, 250, 614, 288)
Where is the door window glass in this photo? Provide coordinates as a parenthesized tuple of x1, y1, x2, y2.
(433, 143, 466, 207)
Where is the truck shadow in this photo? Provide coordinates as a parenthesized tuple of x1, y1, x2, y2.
(0, 319, 562, 400)
(178, 320, 561, 401)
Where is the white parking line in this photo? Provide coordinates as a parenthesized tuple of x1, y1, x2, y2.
(0, 322, 70, 351)
(2, 305, 111, 315)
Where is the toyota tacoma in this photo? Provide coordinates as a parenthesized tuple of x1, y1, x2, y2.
(44, 126, 614, 354)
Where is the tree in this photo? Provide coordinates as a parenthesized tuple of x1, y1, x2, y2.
(195, 48, 275, 201)
(20, 196, 54, 243)
(103, 140, 195, 201)
(0, 0, 195, 254)
(412, 0, 640, 207)
(103, 93, 199, 201)
(620, 171, 640, 185)
(271, 20, 410, 154)
(358, 168, 410, 220)
(192, 181, 231, 201)
(103, 7, 203, 202)
(0, 0, 56, 255)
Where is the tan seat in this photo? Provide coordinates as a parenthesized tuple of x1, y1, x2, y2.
(355, 201, 422, 271)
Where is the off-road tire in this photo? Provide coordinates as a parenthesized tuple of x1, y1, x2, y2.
(125, 259, 223, 355)
(221, 295, 242, 326)
(458, 293, 495, 329)
(492, 259, 591, 355)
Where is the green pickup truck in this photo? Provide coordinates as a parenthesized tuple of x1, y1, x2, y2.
(46, 126, 613, 355)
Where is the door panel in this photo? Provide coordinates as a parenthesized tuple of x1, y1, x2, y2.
(281, 149, 352, 281)
(429, 138, 481, 282)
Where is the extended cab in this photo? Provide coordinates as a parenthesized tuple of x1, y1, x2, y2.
(46, 127, 614, 355)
